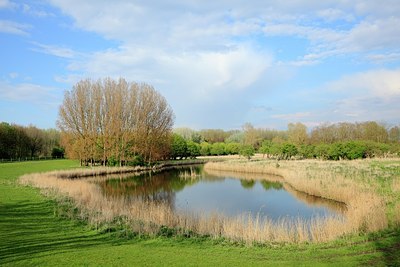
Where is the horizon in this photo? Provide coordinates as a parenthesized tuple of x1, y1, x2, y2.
(1, 1, 399, 130)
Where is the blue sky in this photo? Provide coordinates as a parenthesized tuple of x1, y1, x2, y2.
(1, 0, 399, 130)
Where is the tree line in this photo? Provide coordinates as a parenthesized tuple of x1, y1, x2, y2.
(0, 122, 63, 160)
(171, 122, 400, 160)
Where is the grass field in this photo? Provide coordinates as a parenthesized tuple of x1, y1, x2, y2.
(1, 160, 399, 266)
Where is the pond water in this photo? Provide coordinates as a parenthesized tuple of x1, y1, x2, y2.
(96, 165, 345, 221)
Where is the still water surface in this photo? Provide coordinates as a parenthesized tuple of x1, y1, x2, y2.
(97, 165, 345, 221)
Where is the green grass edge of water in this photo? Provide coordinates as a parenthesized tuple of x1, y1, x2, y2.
(0, 160, 399, 266)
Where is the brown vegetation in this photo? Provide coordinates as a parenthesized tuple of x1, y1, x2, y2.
(58, 78, 174, 166)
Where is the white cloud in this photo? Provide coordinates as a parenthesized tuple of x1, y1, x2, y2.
(0, 0, 14, 9)
(319, 69, 400, 123)
(31, 42, 77, 59)
(0, 80, 61, 107)
(0, 20, 30, 35)
(316, 8, 355, 22)
(271, 112, 312, 121)
(327, 69, 400, 98)
(21, 3, 55, 17)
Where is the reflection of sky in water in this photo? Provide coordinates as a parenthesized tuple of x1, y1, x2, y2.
(175, 179, 334, 221)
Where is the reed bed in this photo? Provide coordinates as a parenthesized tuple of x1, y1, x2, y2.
(19, 159, 397, 244)
(204, 159, 395, 241)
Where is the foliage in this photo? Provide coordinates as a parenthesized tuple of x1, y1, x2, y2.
(171, 134, 187, 159)
(51, 147, 65, 158)
(210, 142, 226, 156)
(58, 78, 174, 166)
(281, 143, 298, 159)
(199, 142, 211, 156)
(259, 140, 272, 157)
(240, 179, 255, 189)
(0, 121, 61, 159)
(239, 144, 255, 160)
(186, 140, 200, 159)
(224, 142, 240, 155)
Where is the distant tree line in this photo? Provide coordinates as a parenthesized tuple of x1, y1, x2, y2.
(0, 122, 63, 160)
(172, 121, 400, 160)
(58, 78, 174, 166)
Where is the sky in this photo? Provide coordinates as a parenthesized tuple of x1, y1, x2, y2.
(1, 0, 399, 130)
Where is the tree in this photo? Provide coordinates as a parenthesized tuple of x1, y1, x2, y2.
(288, 122, 308, 145)
(239, 144, 255, 160)
(200, 142, 211, 156)
(210, 142, 226, 156)
(281, 143, 298, 159)
(225, 142, 240, 155)
(25, 125, 44, 157)
(171, 134, 187, 159)
(388, 126, 400, 143)
(259, 140, 272, 158)
(199, 129, 229, 143)
(187, 140, 200, 159)
(58, 78, 174, 166)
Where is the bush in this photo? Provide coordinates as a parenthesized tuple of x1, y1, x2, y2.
(298, 144, 315, 159)
(239, 144, 255, 160)
(281, 143, 298, 159)
(51, 147, 64, 158)
(187, 141, 200, 159)
(342, 141, 366, 160)
(127, 155, 144, 166)
(225, 142, 240, 155)
(210, 142, 226, 156)
(171, 134, 187, 159)
(199, 142, 211, 156)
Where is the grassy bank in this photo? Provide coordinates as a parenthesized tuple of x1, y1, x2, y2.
(1, 160, 400, 265)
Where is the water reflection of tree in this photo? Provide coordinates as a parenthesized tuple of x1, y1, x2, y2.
(260, 180, 283, 191)
(240, 179, 256, 189)
(96, 166, 205, 209)
(204, 169, 346, 215)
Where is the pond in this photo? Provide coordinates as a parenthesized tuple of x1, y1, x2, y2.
(95, 165, 346, 222)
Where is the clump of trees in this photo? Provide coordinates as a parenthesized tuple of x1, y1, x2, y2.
(171, 121, 400, 161)
(0, 122, 63, 160)
(58, 78, 174, 166)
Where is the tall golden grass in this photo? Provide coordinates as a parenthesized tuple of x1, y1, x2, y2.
(19, 158, 397, 244)
(204, 159, 391, 240)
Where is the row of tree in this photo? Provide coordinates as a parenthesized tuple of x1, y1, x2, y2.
(172, 121, 400, 161)
(58, 78, 174, 166)
(174, 121, 400, 147)
(0, 122, 63, 160)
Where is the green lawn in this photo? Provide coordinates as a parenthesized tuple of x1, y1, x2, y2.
(0, 160, 399, 266)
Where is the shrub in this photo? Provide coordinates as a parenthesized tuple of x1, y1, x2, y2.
(210, 142, 226, 156)
(187, 141, 200, 159)
(225, 142, 240, 155)
(171, 134, 187, 159)
(200, 142, 211, 156)
(281, 143, 298, 159)
(239, 144, 255, 160)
